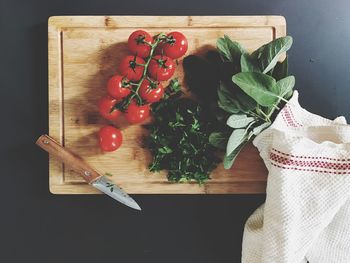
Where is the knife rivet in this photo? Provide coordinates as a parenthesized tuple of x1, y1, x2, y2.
(84, 171, 91, 176)
(43, 140, 49, 144)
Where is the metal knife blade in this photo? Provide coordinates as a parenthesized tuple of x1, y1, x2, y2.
(36, 134, 141, 211)
(92, 176, 141, 210)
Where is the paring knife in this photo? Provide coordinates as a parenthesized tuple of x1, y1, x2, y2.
(36, 134, 141, 210)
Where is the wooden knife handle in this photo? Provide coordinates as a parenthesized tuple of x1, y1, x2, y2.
(36, 134, 101, 184)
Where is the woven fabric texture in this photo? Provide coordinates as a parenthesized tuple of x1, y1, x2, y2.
(241, 91, 350, 263)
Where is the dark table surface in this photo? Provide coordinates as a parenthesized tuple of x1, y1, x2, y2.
(1, 0, 350, 262)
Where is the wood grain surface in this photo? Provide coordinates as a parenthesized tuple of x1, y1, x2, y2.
(48, 16, 286, 194)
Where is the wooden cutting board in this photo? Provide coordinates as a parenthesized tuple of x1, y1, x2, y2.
(48, 16, 286, 194)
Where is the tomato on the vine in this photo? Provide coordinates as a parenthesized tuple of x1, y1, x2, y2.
(107, 75, 131, 99)
(148, 55, 175, 81)
(158, 32, 188, 59)
(128, 30, 152, 58)
(98, 126, 123, 152)
(98, 96, 121, 121)
(124, 100, 151, 124)
(119, 55, 145, 82)
(139, 79, 164, 103)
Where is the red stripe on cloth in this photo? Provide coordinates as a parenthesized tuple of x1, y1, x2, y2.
(270, 152, 350, 170)
(281, 105, 303, 128)
(271, 148, 350, 162)
(270, 162, 350, 174)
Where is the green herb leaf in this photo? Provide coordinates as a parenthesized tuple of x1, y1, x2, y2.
(236, 92, 257, 112)
(226, 129, 247, 156)
(276, 75, 295, 99)
(232, 72, 279, 107)
(226, 114, 255, 128)
(240, 53, 260, 72)
(217, 82, 242, 114)
(224, 141, 247, 169)
(164, 78, 182, 99)
(252, 36, 293, 74)
(209, 132, 228, 150)
(146, 93, 220, 184)
(159, 146, 173, 154)
(217, 35, 246, 63)
(251, 122, 271, 135)
(272, 56, 288, 80)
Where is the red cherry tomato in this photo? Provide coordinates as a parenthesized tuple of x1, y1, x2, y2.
(107, 75, 131, 99)
(98, 126, 123, 152)
(128, 30, 152, 58)
(159, 32, 188, 59)
(98, 96, 121, 121)
(124, 101, 151, 124)
(148, 55, 175, 81)
(119, 55, 145, 82)
(139, 79, 164, 103)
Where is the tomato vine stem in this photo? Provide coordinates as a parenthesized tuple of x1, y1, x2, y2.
(129, 33, 166, 105)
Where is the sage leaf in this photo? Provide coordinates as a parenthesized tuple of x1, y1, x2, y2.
(224, 141, 247, 169)
(236, 92, 257, 112)
(218, 82, 242, 114)
(253, 36, 293, 74)
(226, 114, 255, 128)
(276, 75, 295, 99)
(217, 35, 246, 63)
(232, 72, 279, 107)
(252, 122, 271, 135)
(272, 56, 288, 80)
(226, 129, 247, 156)
(218, 100, 241, 114)
(269, 80, 281, 95)
(209, 132, 228, 150)
(240, 53, 260, 72)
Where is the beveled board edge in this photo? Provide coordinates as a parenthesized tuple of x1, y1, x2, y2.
(48, 15, 286, 194)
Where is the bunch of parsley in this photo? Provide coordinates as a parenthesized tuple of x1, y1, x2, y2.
(144, 80, 220, 184)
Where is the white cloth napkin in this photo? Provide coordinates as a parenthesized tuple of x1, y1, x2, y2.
(241, 91, 350, 263)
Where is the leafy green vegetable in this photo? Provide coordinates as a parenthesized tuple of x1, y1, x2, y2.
(251, 122, 271, 135)
(180, 35, 295, 173)
(163, 78, 182, 99)
(217, 35, 246, 63)
(209, 35, 294, 169)
(226, 129, 247, 156)
(209, 132, 228, 150)
(223, 141, 246, 169)
(272, 57, 288, 80)
(252, 36, 293, 74)
(235, 92, 257, 112)
(226, 114, 255, 128)
(145, 81, 220, 184)
(232, 72, 279, 107)
(217, 82, 242, 113)
(240, 53, 260, 73)
(147, 35, 295, 179)
(276, 75, 295, 99)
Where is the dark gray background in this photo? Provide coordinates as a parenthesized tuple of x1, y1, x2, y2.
(1, 0, 349, 262)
